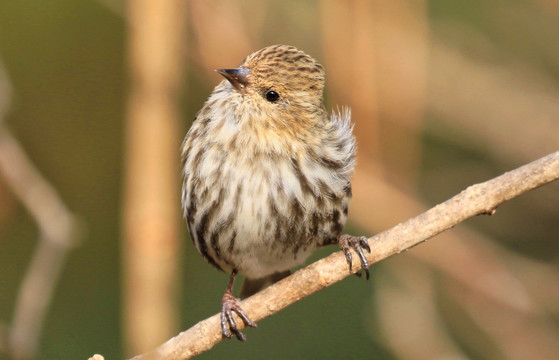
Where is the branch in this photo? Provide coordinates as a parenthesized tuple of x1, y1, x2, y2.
(0, 59, 80, 360)
(129, 150, 559, 360)
(0, 128, 81, 360)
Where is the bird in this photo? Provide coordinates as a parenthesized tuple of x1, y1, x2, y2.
(181, 44, 370, 341)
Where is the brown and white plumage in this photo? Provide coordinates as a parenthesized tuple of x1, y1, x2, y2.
(181, 45, 369, 340)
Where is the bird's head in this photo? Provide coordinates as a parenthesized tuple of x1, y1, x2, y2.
(216, 45, 327, 131)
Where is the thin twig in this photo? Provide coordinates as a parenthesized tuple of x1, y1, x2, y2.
(0, 59, 80, 360)
(0, 129, 81, 360)
(128, 150, 559, 360)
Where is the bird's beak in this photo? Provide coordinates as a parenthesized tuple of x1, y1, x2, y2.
(216, 68, 251, 92)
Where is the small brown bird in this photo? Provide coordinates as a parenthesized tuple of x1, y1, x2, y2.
(181, 45, 370, 341)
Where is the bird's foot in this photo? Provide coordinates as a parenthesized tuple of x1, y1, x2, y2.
(338, 234, 371, 280)
(220, 278, 257, 341)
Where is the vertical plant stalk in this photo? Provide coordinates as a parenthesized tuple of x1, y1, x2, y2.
(123, 0, 186, 355)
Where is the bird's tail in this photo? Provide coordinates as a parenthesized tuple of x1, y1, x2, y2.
(240, 270, 292, 299)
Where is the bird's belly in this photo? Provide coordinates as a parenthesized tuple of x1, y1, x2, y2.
(220, 191, 317, 278)
(225, 226, 316, 279)
(211, 158, 346, 278)
(186, 150, 349, 279)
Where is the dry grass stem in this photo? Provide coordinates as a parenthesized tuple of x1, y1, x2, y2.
(0, 60, 79, 360)
(123, 0, 186, 355)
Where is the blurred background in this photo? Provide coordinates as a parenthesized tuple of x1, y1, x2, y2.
(1, 0, 558, 359)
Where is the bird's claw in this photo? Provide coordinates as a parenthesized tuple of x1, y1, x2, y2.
(338, 235, 371, 280)
(221, 291, 257, 341)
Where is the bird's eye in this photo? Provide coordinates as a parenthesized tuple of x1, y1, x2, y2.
(265, 90, 280, 103)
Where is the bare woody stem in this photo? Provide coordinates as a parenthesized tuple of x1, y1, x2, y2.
(0, 128, 80, 360)
(128, 150, 559, 360)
